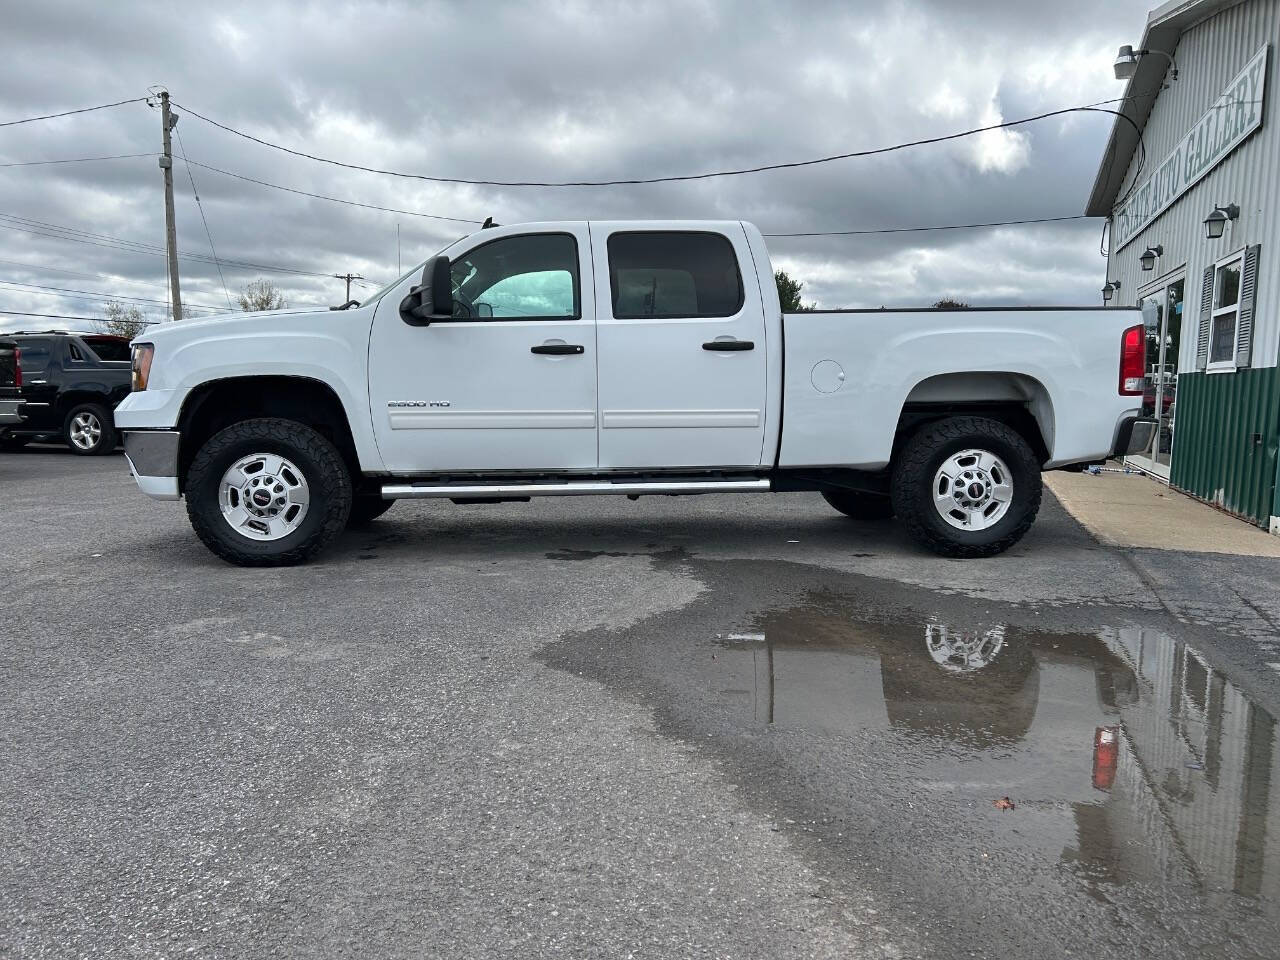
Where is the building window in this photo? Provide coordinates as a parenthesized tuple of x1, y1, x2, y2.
(1208, 252, 1242, 370)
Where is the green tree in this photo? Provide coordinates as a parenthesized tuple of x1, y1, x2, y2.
(237, 279, 288, 312)
(101, 300, 148, 339)
(933, 298, 970, 308)
(775, 270, 816, 312)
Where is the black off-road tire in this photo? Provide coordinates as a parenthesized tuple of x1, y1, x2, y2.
(63, 402, 118, 456)
(348, 495, 395, 527)
(891, 416, 1041, 558)
(185, 418, 352, 567)
(822, 489, 895, 521)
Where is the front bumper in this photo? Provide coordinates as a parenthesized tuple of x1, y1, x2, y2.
(0, 398, 23, 426)
(1112, 417, 1158, 457)
(123, 429, 181, 500)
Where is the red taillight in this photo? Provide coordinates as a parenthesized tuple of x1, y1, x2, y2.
(13, 346, 20, 389)
(1119, 324, 1145, 395)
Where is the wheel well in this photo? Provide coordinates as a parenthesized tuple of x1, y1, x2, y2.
(177, 377, 359, 490)
(57, 390, 112, 424)
(895, 372, 1054, 464)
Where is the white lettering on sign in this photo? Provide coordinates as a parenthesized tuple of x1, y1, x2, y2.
(1114, 44, 1269, 250)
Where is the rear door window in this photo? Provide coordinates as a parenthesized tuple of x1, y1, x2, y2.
(15, 338, 52, 373)
(607, 232, 744, 319)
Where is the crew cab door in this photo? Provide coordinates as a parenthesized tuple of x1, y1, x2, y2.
(368, 226, 597, 473)
(591, 223, 768, 469)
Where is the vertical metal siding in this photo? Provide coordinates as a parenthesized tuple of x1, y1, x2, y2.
(1107, 1, 1280, 526)
(1109, 0, 1280, 372)
(1169, 366, 1280, 523)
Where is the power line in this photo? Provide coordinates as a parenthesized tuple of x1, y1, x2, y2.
(174, 94, 1142, 188)
(0, 308, 156, 325)
(0, 255, 175, 289)
(0, 97, 148, 129)
(0, 212, 335, 279)
(183, 158, 483, 224)
(763, 215, 1093, 238)
(0, 153, 157, 168)
(0, 278, 224, 312)
(175, 129, 234, 308)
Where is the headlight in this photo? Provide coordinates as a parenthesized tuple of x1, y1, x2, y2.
(131, 343, 154, 391)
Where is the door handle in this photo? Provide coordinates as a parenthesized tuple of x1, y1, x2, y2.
(702, 340, 754, 351)
(531, 343, 584, 355)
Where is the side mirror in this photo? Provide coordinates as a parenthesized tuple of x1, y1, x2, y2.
(399, 255, 453, 326)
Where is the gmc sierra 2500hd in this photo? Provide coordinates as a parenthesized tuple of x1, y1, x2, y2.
(114, 220, 1154, 566)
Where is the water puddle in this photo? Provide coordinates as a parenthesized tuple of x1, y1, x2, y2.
(709, 603, 1278, 905)
(543, 564, 1280, 957)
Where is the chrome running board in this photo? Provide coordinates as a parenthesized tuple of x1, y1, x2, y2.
(381, 478, 771, 500)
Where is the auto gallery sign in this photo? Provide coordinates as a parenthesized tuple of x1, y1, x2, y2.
(1115, 44, 1269, 250)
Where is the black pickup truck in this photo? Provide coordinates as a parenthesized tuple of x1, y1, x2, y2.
(0, 338, 22, 427)
(0, 331, 132, 455)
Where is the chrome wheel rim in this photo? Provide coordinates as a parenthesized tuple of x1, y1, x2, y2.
(932, 449, 1013, 531)
(218, 453, 310, 541)
(69, 411, 102, 450)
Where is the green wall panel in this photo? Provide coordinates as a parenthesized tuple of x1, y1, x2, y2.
(1169, 367, 1280, 526)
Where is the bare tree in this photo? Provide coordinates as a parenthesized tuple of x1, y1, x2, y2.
(101, 300, 149, 339)
(237, 279, 288, 312)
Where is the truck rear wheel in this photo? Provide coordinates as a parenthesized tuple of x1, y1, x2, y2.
(891, 416, 1040, 558)
(821, 490, 894, 520)
(185, 418, 352, 567)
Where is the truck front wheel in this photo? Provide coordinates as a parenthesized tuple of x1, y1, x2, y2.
(185, 418, 352, 566)
(891, 416, 1041, 558)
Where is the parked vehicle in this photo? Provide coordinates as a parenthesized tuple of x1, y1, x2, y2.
(0, 338, 23, 427)
(115, 220, 1154, 566)
(0, 331, 131, 454)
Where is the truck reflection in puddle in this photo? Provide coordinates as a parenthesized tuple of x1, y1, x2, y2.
(712, 607, 1277, 905)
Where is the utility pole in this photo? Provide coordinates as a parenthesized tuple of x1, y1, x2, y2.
(333, 273, 364, 303)
(157, 91, 183, 323)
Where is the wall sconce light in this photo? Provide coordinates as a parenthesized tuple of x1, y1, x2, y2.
(1102, 281, 1121, 302)
(1113, 45, 1179, 83)
(1204, 203, 1240, 239)
(1139, 245, 1163, 271)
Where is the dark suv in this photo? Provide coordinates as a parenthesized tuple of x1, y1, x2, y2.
(0, 331, 132, 455)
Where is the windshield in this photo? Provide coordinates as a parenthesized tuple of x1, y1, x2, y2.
(362, 263, 426, 304)
(360, 234, 470, 306)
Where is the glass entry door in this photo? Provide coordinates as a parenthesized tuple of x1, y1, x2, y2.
(1127, 275, 1184, 478)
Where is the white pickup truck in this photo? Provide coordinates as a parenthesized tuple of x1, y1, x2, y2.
(115, 220, 1153, 566)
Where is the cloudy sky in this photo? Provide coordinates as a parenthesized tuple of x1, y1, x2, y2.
(0, 0, 1154, 331)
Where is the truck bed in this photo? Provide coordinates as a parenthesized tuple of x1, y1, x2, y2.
(779, 307, 1143, 470)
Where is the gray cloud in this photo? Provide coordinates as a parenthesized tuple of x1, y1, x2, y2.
(0, 0, 1150, 330)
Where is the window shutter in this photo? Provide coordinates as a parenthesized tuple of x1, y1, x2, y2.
(1196, 264, 1214, 370)
(1235, 244, 1261, 368)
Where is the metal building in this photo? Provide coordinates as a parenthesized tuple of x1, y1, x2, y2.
(1087, 0, 1278, 531)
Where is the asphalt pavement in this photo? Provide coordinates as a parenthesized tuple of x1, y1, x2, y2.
(3, 446, 1280, 959)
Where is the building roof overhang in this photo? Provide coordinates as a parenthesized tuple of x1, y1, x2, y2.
(1084, 0, 1245, 217)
